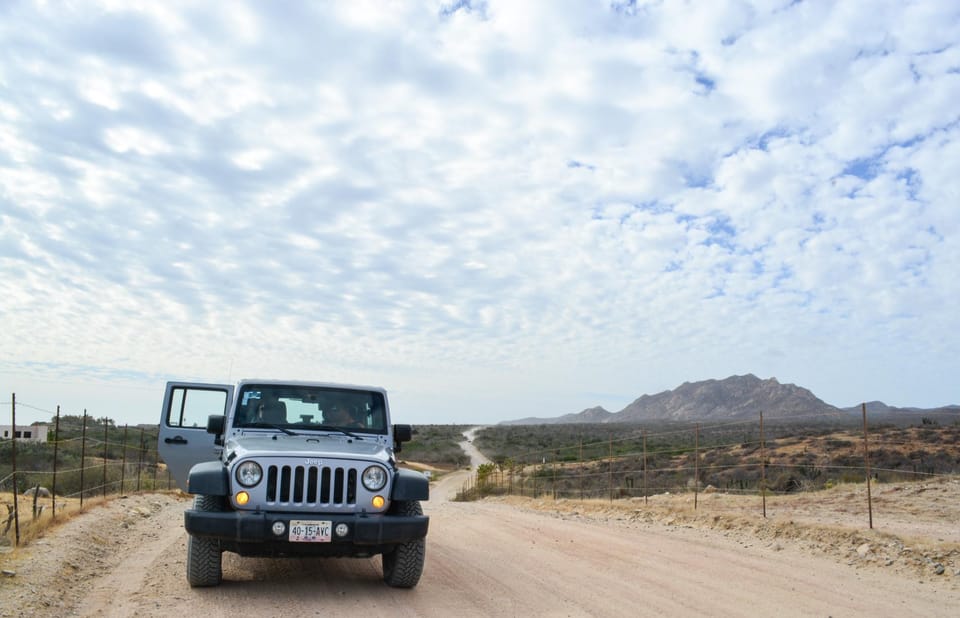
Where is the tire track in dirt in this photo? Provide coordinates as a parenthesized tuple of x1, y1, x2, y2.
(72, 498, 187, 617)
(77, 496, 960, 617)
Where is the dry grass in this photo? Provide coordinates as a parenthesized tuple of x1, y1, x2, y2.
(0, 491, 178, 564)
(489, 476, 960, 579)
(1, 492, 99, 559)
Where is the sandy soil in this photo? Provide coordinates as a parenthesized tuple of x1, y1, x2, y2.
(1, 464, 959, 616)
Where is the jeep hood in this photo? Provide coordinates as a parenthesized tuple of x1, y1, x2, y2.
(224, 434, 394, 465)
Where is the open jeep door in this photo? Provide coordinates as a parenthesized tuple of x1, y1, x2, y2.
(157, 381, 233, 492)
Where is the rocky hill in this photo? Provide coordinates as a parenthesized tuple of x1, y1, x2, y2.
(506, 405, 615, 425)
(616, 374, 842, 422)
(842, 401, 960, 419)
(504, 374, 842, 424)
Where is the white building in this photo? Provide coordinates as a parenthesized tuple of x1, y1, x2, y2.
(0, 423, 50, 442)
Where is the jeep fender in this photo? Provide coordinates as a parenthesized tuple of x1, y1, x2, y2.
(391, 468, 429, 501)
(187, 460, 229, 496)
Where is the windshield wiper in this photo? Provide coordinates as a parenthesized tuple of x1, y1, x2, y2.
(313, 424, 364, 440)
(245, 422, 299, 436)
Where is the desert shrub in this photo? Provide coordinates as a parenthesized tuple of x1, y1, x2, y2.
(457, 419, 960, 501)
(825, 438, 854, 449)
(399, 425, 472, 467)
(768, 471, 803, 493)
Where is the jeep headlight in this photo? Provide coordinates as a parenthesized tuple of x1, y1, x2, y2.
(361, 465, 387, 491)
(236, 461, 263, 487)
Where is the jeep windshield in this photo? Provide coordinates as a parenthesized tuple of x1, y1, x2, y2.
(234, 384, 388, 435)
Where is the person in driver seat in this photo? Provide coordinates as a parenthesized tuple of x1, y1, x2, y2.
(325, 403, 362, 428)
(257, 392, 287, 424)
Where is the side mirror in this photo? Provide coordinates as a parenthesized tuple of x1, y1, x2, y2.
(393, 424, 413, 451)
(206, 415, 226, 445)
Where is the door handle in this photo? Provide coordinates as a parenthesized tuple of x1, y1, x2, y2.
(164, 436, 188, 445)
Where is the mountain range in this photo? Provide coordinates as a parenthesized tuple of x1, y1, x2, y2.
(503, 374, 958, 424)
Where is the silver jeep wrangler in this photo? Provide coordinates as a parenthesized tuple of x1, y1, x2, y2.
(157, 379, 429, 588)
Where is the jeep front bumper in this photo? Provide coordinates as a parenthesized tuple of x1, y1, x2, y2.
(184, 508, 429, 546)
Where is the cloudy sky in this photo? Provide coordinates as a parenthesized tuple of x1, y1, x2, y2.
(1, 0, 958, 427)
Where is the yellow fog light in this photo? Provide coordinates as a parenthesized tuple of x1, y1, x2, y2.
(236, 491, 250, 505)
(372, 495, 385, 509)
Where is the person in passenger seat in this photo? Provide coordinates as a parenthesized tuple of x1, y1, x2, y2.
(325, 403, 362, 428)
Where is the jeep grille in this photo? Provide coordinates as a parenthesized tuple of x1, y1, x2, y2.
(266, 464, 357, 506)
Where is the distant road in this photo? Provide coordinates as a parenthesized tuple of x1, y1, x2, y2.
(458, 426, 491, 468)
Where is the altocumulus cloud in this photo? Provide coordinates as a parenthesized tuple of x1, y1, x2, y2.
(1, 0, 958, 425)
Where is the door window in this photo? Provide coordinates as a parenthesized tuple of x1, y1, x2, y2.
(166, 387, 228, 429)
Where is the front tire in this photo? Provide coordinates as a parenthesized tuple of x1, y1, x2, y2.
(186, 495, 224, 587)
(381, 500, 426, 588)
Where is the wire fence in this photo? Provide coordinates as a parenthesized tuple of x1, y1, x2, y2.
(2, 394, 173, 548)
(456, 407, 960, 530)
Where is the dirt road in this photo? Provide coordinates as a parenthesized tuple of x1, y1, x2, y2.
(2, 471, 959, 617)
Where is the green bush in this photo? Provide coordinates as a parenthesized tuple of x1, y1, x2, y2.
(398, 425, 472, 467)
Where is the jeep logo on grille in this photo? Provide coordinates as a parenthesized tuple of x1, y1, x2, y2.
(304, 458, 322, 465)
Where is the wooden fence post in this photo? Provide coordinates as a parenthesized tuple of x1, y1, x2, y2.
(52, 406, 61, 519)
(102, 418, 109, 498)
(694, 423, 700, 510)
(120, 425, 128, 495)
(642, 429, 648, 506)
(153, 451, 159, 491)
(552, 451, 557, 500)
(760, 411, 766, 518)
(533, 456, 538, 498)
(608, 435, 613, 502)
(11, 393, 20, 546)
(136, 427, 145, 492)
(862, 403, 873, 529)
(80, 410, 88, 508)
(519, 456, 524, 498)
(579, 439, 584, 501)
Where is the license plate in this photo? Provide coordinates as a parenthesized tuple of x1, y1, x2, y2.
(289, 520, 332, 543)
